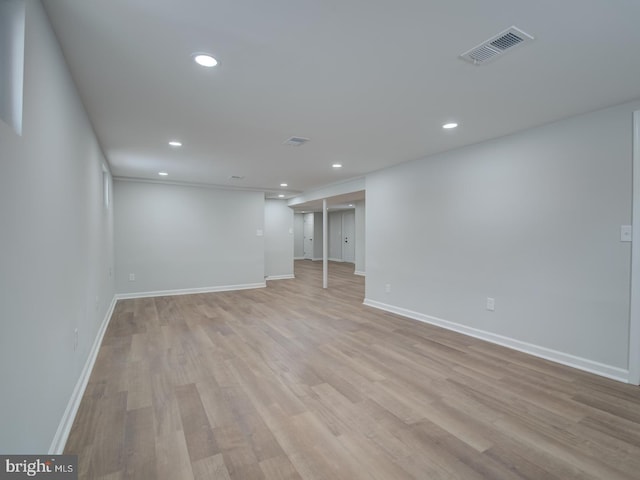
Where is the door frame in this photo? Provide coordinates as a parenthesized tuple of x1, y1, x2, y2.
(629, 111, 640, 385)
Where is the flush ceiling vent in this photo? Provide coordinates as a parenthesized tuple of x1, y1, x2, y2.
(460, 26, 534, 65)
(283, 136, 310, 147)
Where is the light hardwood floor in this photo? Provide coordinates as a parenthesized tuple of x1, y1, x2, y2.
(65, 260, 640, 479)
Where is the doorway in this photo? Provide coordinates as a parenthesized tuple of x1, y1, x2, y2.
(342, 210, 355, 264)
(303, 213, 314, 260)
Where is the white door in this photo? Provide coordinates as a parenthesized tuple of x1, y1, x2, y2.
(303, 213, 314, 259)
(342, 211, 355, 263)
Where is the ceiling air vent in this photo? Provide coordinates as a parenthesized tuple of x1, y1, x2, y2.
(283, 136, 310, 147)
(460, 26, 534, 65)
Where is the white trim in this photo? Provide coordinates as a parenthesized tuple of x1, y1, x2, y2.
(354, 270, 366, 277)
(116, 282, 266, 300)
(630, 111, 640, 385)
(323, 198, 328, 289)
(113, 175, 280, 194)
(49, 295, 118, 454)
(363, 298, 630, 383)
(266, 274, 295, 281)
(329, 257, 344, 262)
(294, 256, 305, 260)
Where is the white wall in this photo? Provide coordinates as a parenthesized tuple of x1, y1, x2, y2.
(114, 181, 265, 295)
(293, 213, 304, 259)
(355, 200, 366, 275)
(265, 199, 294, 279)
(0, 0, 115, 453)
(366, 100, 638, 379)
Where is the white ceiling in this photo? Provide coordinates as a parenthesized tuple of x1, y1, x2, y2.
(43, 0, 640, 200)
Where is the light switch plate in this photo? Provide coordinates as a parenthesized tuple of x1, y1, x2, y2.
(621, 225, 632, 242)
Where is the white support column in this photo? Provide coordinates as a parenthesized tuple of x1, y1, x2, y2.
(323, 198, 328, 289)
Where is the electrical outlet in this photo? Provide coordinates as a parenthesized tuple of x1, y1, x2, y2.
(486, 297, 495, 311)
(621, 225, 632, 242)
(385, 283, 391, 293)
(129, 273, 135, 281)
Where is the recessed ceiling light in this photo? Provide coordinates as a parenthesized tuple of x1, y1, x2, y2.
(193, 53, 218, 67)
(280, 183, 288, 187)
(442, 122, 458, 129)
(158, 172, 169, 176)
(348, 204, 354, 207)
(283, 136, 310, 147)
(168, 141, 182, 147)
(278, 194, 285, 198)
(332, 163, 342, 168)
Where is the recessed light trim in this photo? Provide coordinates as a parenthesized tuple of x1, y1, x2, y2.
(158, 172, 169, 176)
(193, 53, 218, 67)
(168, 141, 182, 147)
(332, 163, 343, 168)
(278, 194, 285, 198)
(442, 122, 458, 129)
(280, 183, 288, 187)
(283, 136, 310, 147)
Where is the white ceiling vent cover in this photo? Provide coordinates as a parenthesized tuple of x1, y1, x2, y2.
(460, 26, 534, 65)
(283, 136, 310, 146)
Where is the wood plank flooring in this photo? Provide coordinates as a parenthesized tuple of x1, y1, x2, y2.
(65, 260, 640, 479)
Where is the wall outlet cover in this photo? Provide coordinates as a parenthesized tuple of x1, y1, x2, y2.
(486, 297, 495, 311)
(621, 225, 632, 242)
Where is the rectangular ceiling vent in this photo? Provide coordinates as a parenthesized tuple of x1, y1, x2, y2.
(283, 136, 310, 147)
(460, 26, 534, 65)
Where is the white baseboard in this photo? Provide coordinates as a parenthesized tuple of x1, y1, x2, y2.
(363, 298, 630, 384)
(49, 295, 118, 454)
(354, 270, 365, 277)
(116, 282, 266, 300)
(266, 274, 295, 281)
(329, 257, 344, 262)
(294, 257, 305, 260)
